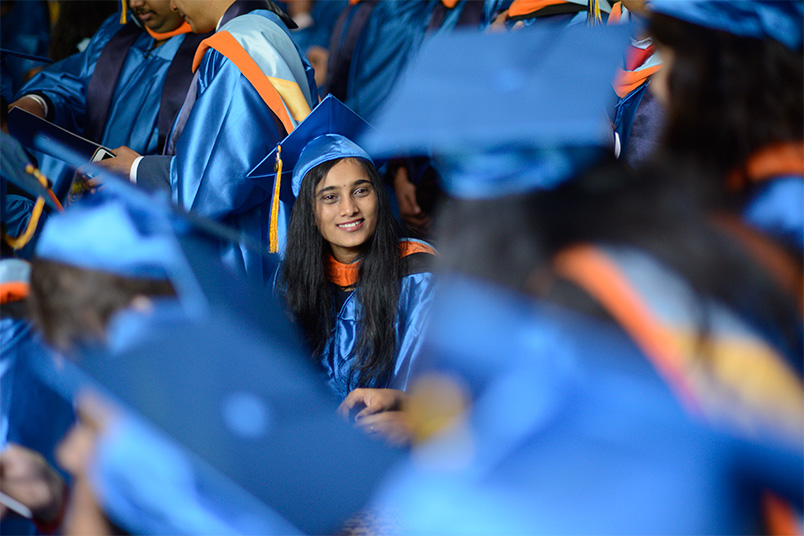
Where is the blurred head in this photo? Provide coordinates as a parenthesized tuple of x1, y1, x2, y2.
(128, 0, 184, 33)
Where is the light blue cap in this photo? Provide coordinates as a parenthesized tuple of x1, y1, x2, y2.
(361, 23, 632, 199)
(650, 0, 804, 50)
(291, 133, 372, 197)
(34, 183, 180, 280)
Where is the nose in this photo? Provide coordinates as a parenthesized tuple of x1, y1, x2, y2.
(339, 196, 359, 216)
(129, 0, 144, 7)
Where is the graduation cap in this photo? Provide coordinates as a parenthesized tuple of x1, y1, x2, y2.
(30, 274, 401, 535)
(360, 23, 632, 199)
(248, 94, 378, 252)
(649, 0, 804, 50)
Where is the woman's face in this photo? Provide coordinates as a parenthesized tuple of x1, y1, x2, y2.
(313, 159, 379, 264)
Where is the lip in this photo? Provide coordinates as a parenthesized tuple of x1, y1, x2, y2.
(336, 219, 365, 232)
(135, 10, 153, 20)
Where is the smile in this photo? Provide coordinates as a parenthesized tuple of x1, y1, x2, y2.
(337, 219, 364, 230)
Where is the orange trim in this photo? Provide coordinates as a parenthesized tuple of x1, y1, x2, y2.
(145, 21, 192, 41)
(607, 1, 622, 24)
(614, 64, 661, 98)
(326, 241, 437, 287)
(0, 282, 29, 304)
(763, 491, 802, 536)
(192, 31, 296, 134)
(509, 0, 569, 18)
(553, 245, 702, 414)
(441, 0, 460, 8)
(727, 141, 804, 191)
(400, 240, 437, 257)
(349, 0, 361, 4)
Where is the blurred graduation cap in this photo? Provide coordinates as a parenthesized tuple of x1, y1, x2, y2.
(360, 23, 632, 199)
(649, 0, 804, 50)
(1, 132, 60, 210)
(248, 94, 378, 252)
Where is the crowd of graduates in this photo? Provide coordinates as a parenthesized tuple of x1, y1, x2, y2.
(0, 0, 802, 534)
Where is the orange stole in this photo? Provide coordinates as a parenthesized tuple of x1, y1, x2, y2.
(326, 241, 437, 288)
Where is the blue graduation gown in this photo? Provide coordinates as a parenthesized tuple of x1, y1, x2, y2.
(152, 10, 317, 283)
(371, 275, 803, 534)
(314, 240, 438, 401)
(17, 14, 188, 197)
(743, 174, 804, 254)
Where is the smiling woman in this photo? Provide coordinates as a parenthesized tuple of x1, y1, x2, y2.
(273, 110, 438, 446)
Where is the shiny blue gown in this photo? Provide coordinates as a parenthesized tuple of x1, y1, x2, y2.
(158, 10, 317, 283)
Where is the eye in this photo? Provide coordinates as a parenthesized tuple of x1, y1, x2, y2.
(319, 194, 338, 204)
(353, 186, 372, 197)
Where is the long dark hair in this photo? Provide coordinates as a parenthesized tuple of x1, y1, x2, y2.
(436, 156, 803, 372)
(279, 157, 405, 387)
(649, 13, 803, 205)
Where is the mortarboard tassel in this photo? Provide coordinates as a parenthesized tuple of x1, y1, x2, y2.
(3, 165, 63, 250)
(119, 0, 127, 24)
(268, 144, 283, 253)
(588, 0, 603, 25)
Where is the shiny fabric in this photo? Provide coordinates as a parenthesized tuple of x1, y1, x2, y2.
(17, 14, 187, 198)
(317, 250, 438, 401)
(166, 10, 317, 282)
(371, 275, 803, 534)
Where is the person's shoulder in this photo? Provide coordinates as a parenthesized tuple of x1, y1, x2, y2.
(399, 238, 437, 277)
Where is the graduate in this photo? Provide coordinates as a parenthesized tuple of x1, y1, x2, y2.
(10, 0, 206, 203)
(359, 22, 803, 533)
(647, 0, 804, 255)
(249, 95, 438, 447)
(99, 0, 318, 285)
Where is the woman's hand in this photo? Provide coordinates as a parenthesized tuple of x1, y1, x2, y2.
(338, 388, 407, 420)
(338, 388, 412, 446)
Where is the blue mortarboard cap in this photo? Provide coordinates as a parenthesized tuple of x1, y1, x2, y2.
(34, 184, 181, 280)
(248, 95, 376, 203)
(32, 300, 400, 535)
(361, 24, 631, 199)
(649, 0, 804, 50)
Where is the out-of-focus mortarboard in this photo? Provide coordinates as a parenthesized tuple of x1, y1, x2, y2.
(33, 288, 401, 535)
(649, 0, 804, 50)
(361, 23, 631, 199)
(248, 94, 377, 252)
(1, 133, 59, 209)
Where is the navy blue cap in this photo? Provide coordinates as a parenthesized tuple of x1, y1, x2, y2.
(248, 95, 377, 204)
(650, 0, 804, 50)
(361, 23, 631, 199)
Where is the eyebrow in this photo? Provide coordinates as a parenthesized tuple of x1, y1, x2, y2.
(316, 178, 372, 196)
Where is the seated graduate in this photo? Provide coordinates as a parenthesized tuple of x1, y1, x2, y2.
(358, 22, 803, 535)
(258, 96, 438, 446)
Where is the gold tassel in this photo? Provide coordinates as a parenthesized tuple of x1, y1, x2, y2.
(268, 145, 283, 254)
(119, 0, 127, 24)
(589, 0, 603, 25)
